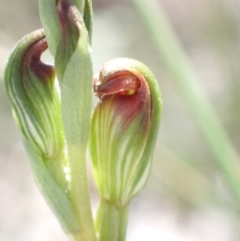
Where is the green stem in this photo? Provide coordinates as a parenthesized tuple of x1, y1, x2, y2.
(131, 0, 240, 201)
(96, 199, 129, 241)
(68, 147, 96, 241)
(60, 58, 96, 240)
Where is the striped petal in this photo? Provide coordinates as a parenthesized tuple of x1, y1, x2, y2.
(90, 58, 162, 206)
(4, 29, 82, 235)
(4, 29, 64, 160)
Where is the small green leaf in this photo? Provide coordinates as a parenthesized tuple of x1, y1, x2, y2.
(83, 0, 93, 42)
(38, 0, 61, 55)
(39, 0, 92, 56)
(55, 0, 92, 163)
(54, 1, 96, 240)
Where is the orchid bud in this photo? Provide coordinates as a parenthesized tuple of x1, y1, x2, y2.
(4, 29, 64, 161)
(90, 58, 162, 206)
(4, 29, 82, 235)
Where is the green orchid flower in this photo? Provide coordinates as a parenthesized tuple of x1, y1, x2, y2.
(89, 58, 162, 241)
(4, 29, 82, 237)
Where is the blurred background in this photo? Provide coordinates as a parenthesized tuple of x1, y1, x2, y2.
(1, 0, 240, 240)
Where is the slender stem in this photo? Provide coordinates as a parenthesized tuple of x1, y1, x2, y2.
(60, 65, 96, 240)
(68, 146, 96, 241)
(131, 0, 240, 201)
(96, 199, 129, 241)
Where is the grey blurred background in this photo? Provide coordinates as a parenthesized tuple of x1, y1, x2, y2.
(1, 0, 240, 240)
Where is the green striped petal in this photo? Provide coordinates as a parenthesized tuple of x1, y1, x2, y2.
(90, 58, 162, 206)
(4, 29, 64, 161)
(4, 29, 82, 235)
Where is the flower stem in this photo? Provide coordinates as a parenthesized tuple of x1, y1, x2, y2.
(95, 198, 129, 241)
(67, 146, 96, 241)
(59, 55, 96, 240)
